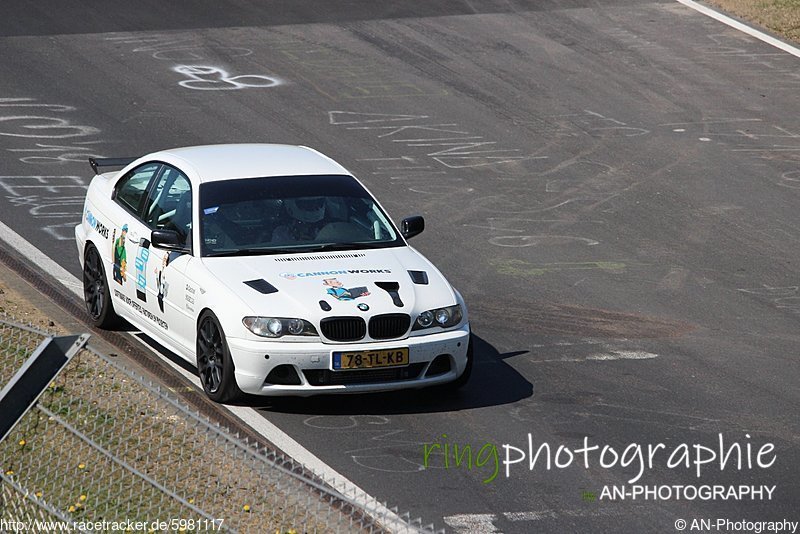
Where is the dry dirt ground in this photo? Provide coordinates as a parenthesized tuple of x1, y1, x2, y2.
(0, 276, 67, 334)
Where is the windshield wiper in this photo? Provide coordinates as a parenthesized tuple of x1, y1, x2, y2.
(204, 248, 293, 257)
(205, 242, 391, 258)
(296, 242, 391, 253)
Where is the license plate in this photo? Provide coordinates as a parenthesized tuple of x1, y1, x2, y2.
(332, 348, 409, 370)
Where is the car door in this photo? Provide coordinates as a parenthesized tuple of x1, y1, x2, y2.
(105, 162, 162, 321)
(140, 164, 194, 353)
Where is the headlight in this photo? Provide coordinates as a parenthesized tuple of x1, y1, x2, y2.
(412, 304, 462, 331)
(287, 318, 305, 335)
(243, 317, 318, 338)
(417, 310, 434, 328)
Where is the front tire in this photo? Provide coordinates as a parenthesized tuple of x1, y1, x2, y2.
(83, 244, 120, 328)
(196, 311, 242, 403)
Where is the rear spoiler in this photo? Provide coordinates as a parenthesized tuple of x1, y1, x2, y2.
(88, 157, 138, 175)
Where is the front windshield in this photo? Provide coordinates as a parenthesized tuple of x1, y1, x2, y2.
(199, 174, 403, 257)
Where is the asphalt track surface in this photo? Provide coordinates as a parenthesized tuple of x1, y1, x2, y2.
(1, 1, 799, 531)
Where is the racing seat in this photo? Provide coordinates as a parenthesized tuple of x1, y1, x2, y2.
(167, 190, 192, 247)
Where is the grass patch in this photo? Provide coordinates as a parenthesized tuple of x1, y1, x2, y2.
(707, 0, 800, 42)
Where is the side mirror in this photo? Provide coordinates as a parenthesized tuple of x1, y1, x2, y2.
(401, 216, 425, 239)
(151, 229, 190, 254)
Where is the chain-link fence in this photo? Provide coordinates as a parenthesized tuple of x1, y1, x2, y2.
(0, 317, 436, 533)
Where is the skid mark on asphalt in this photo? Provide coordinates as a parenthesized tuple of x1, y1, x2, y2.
(471, 300, 693, 339)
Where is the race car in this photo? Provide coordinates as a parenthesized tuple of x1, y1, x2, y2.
(75, 144, 472, 402)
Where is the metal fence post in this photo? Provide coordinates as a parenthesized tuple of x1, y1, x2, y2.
(0, 334, 89, 444)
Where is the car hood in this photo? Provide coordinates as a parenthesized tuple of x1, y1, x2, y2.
(200, 246, 456, 320)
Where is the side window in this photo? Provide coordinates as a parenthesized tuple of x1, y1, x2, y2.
(144, 166, 192, 242)
(114, 163, 160, 216)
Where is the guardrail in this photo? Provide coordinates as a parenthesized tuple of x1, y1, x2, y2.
(0, 317, 436, 533)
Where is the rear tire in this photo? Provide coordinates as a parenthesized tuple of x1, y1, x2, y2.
(197, 311, 242, 403)
(82, 244, 120, 329)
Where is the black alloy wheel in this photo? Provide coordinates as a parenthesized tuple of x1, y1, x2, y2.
(196, 312, 241, 403)
(82, 244, 119, 328)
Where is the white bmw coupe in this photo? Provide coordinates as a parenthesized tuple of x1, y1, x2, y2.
(75, 144, 472, 402)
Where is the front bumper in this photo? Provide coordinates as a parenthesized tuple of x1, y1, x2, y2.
(227, 324, 470, 396)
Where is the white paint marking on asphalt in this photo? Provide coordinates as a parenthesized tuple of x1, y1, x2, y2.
(586, 350, 658, 361)
(503, 510, 557, 521)
(0, 219, 414, 533)
(530, 340, 605, 348)
(506, 508, 627, 520)
(444, 514, 501, 534)
(532, 350, 658, 363)
(445, 508, 632, 533)
(675, 0, 800, 59)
